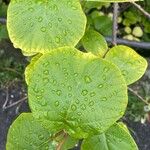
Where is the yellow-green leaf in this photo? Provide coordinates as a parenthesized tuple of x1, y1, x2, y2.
(6, 113, 56, 150)
(81, 29, 108, 57)
(7, 0, 86, 55)
(82, 122, 138, 150)
(27, 47, 128, 138)
(105, 45, 148, 85)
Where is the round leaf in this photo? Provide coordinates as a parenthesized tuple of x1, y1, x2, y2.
(7, 0, 86, 55)
(105, 45, 148, 85)
(6, 113, 56, 150)
(28, 47, 128, 138)
(81, 29, 108, 57)
(82, 122, 138, 150)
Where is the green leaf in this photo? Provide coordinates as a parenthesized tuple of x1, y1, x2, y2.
(6, 113, 56, 150)
(93, 16, 113, 36)
(62, 136, 78, 150)
(7, 0, 86, 55)
(81, 29, 108, 57)
(81, 122, 138, 150)
(27, 47, 128, 139)
(0, 24, 8, 41)
(105, 45, 148, 85)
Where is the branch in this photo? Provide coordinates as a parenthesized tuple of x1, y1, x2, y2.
(3, 96, 27, 110)
(105, 36, 150, 49)
(128, 87, 149, 105)
(112, 3, 119, 46)
(131, 2, 150, 20)
(2, 87, 9, 110)
(0, 18, 7, 24)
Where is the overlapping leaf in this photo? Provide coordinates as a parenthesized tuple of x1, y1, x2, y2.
(105, 45, 148, 85)
(25, 54, 42, 84)
(82, 122, 138, 150)
(6, 113, 55, 150)
(27, 47, 127, 138)
(81, 29, 108, 57)
(7, 0, 86, 55)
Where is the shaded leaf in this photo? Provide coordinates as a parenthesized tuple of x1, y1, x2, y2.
(93, 16, 112, 36)
(0, 24, 8, 41)
(81, 29, 108, 57)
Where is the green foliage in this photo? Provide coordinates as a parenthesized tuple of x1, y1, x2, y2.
(6, 113, 55, 150)
(0, 24, 8, 41)
(105, 45, 148, 85)
(0, 50, 24, 87)
(93, 15, 113, 36)
(0, 1, 8, 41)
(27, 47, 127, 138)
(0, 1, 7, 17)
(6, 0, 148, 149)
(82, 122, 138, 150)
(81, 29, 108, 57)
(7, 113, 78, 150)
(7, 0, 86, 55)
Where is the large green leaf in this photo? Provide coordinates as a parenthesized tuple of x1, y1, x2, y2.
(27, 47, 128, 138)
(105, 45, 148, 85)
(7, 0, 86, 55)
(6, 113, 56, 150)
(81, 122, 138, 150)
(81, 29, 108, 57)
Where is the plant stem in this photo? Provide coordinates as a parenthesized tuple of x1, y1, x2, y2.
(3, 96, 27, 110)
(131, 2, 150, 20)
(112, 3, 119, 46)
(128, 87, 149, 105)
(105, 36, 150, 49)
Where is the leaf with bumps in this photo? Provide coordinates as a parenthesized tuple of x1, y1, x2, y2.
(6, 113, 56, 150)
(81, 122, 138, 150)
(105, 45, 148, 85)
(27, 47, 128, 138)
(7, 0, 86, 55)
(81, 29, 108, 57)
